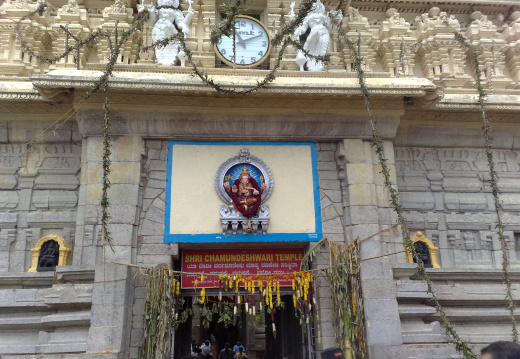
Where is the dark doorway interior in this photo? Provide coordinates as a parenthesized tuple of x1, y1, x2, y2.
(265, 295, 304, 359)
(173, 295, 307, 359)
(204, 310, 241, 355)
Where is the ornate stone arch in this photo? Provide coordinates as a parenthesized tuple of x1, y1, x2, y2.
(405, 231, 440, 268)
(28, 235, 72, 272)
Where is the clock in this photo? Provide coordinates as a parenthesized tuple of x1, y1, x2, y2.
(215, 15, 271, 68)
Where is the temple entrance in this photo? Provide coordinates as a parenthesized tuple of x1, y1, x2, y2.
(174, 295, 309, 359)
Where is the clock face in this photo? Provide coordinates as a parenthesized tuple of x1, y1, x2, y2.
(215, 15, 271, 68)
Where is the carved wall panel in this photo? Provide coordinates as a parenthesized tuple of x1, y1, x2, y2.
(0, 141, 81, 272)
(396, 147, 520, 269)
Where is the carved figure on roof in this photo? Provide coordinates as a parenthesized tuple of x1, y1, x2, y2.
(346, 7, 367, 24)
(470, 11, 493, 29)
(291, 0, 342, 71)
(414, 13, 428, 33)
(511, 11, 520, 25)
(103, 0, 128, 15)
(61, 0, 80, 13)
(444, 13, 460, 29)
(386, 8, 409, 27)
(138, 0, 195, 66)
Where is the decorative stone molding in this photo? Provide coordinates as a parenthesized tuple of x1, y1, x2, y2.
(3, 1, 520, 98)
(219, 204, 270, 235)
(405, 231, 440, 268)
(28, 235, 72, 272)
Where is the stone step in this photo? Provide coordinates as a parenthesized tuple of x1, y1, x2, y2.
(0, 310, 90, 329)
(398, 303, 437, 318)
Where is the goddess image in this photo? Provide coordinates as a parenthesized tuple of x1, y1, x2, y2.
(223, 166, 267, 218)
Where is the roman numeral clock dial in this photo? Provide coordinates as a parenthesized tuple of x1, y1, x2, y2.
(215, 15, 272, 68)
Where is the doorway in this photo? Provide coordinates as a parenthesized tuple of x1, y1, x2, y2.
(173, 295, 309, 359)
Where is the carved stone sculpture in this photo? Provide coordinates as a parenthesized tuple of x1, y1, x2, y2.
(139, 0, 194, 66)
(220, 204, 270, 235)
(290, 0, 342, 71)
(60, 0, 80, 14)
(414, 241, 433, 268)
(37, 240, 60, 271)
(511, 11, 520, 25)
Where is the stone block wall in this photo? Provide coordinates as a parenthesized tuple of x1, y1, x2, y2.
(392, 146, 520, 356)
(395, 147, 520, 269)
(0, 121, 81, 273)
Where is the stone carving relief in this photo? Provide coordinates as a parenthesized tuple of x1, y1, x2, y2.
(33, 144, 81, 190)
(0, 229, 17, 272)
(0, 144, 22, 190)
(396, 148, 520, 194)
(398, 147, 520, 269)
(84, 225, 103, 246)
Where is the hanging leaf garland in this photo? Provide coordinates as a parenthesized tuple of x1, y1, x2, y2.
(138, 265, 193, 359)
(449, 26, 518, 343)
(329, 240, 367, 359)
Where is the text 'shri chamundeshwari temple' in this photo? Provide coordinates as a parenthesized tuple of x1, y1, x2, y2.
(1, 0, 520, 358)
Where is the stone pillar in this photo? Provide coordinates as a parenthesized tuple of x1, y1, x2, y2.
(335, 138, 405, 357)
(314, 142, 346, 352)
(76, 136, 143, 357)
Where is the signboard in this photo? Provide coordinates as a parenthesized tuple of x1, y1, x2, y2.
(181, 248, 305, 288)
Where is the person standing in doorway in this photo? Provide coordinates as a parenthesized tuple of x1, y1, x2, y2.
(232, 341, 245, 355)
(234, 347, 247, 359)
(219, 342, 234, 359)
(201, 340, 212, 358)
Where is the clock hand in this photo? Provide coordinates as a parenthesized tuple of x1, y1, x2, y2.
(241, 34, 264, 44)
(235, 32, 246, 49)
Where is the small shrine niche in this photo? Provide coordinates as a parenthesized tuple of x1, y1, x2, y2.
(28, 235, 72, 272)
(405, 231, 440, 268)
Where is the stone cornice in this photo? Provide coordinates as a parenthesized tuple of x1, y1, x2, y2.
(394, 264, 520, 282)
(434, 93, 520, 112)
(0, 81, 44, 101)
(29, 69, 438, 100)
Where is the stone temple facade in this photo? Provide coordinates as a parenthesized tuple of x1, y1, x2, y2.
(1, 0, 520, 358)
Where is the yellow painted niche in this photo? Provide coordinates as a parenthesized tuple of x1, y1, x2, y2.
(405, 231, 440, 268)
(28, 235, 72, 272)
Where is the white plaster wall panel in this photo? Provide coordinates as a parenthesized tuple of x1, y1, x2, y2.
(167, 144, 317, 235)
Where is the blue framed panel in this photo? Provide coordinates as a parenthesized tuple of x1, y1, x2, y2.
(164, 141, 323, 243)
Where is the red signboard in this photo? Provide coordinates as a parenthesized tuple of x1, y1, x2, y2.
(181, 248, 305, 288)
